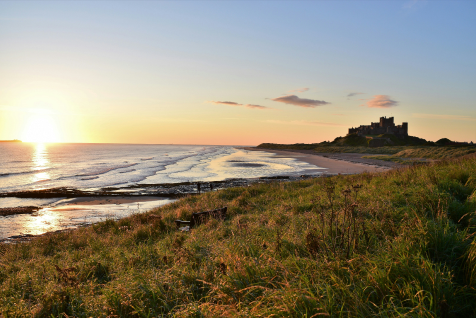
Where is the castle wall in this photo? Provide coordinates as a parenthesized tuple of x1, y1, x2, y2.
(349, 117, 408, 137)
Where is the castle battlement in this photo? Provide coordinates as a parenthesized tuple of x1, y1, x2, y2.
(348, 116, 408, 137)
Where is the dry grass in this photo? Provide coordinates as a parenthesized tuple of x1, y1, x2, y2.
(393, 146, 476, 159)
(363, 147, 476, 164)
(1, 154, 476, 317)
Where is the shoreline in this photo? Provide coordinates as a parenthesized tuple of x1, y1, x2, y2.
(0, 196, 176, 243)
(50, 195, 165, 207)
(0, 176, 317, 242)
(0, 147, 399, 242)
(1, 147, 397, 216)
(243, 147, 398, 173)
(0, 175, 318, 215)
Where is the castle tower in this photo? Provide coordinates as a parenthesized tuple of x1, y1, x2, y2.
(402, 122, 408, 135)
(379, 116, 394, 128)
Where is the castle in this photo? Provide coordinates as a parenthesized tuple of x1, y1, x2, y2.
(348, 116, 408, 137)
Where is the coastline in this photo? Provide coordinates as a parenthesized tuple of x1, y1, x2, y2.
(0, 196, 176, 242)
(243, 147, 398, 173)
(0, 146, 398, 241)
(1, 146, 396, 215)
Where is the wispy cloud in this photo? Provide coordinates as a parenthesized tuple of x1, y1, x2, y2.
(245, 104, 269, 109)
(367, 95, 398, 108)
(270, 95, 330, 108)
(264, 119, 344, 127)
(412, 113, 476, 121)
(288, 87, 310, 93)
(207, 101, 270, 110)
(346, 92, 365, 99)
(208, 101, 240, 106)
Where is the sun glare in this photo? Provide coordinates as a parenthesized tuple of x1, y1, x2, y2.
(22, 112, 62, 143)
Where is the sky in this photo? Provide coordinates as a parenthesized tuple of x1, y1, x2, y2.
(0, 0, 475, 145)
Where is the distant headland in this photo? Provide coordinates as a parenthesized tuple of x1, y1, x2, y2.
(258, 115, 474, 150)
(0, 139, 22, 143)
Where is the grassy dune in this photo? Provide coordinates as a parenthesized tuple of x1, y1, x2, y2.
(258, 143, 476, 158)
(363, 147, 476, 164)
(258, 143, 413, 155)
(393, 147, 476, 159)
(313, 145, 406, 154)
(1, 155, 476, 317)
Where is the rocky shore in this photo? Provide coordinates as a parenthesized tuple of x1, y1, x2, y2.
(0, 174, 322, 217)
(0, 206, 40, 216)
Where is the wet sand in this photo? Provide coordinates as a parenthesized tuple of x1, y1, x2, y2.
(0, 197, 176, 241)
(51, 196, 165, 207)
(244, 147, 396, 174)
(1, 149, 396, 241)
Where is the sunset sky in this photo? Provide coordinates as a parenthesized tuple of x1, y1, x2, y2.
(1, 0, 475, 145)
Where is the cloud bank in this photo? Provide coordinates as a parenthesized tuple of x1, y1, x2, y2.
(270, 95, 330, 108)
(208, 101, 269, 110)
(367, 95, 398, 108)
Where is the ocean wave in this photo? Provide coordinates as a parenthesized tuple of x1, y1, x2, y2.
(75, 163, 138, 177)
(1, 144, 321, 193)
(32, 178, 51, 183)
(0, 168, 51, 177)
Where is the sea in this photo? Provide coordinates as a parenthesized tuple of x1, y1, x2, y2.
(0, 143, 324, 240)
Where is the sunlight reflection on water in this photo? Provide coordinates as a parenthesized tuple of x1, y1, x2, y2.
(0, 199, 175, 240)
(31, 143, 51, 184)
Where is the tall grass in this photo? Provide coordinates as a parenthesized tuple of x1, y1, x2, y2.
(259, 143, 476, 159)
(394, 147, 476, 159)
(1, 155, 476, 317)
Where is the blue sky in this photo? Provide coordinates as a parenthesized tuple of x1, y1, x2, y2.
(1, 0, 475, 144)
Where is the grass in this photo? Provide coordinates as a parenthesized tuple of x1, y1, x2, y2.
(312, 145, 408, 154)
(1, 154, 476, 317)
(257, 132, 429, 154)
(259, 142, 476, 160)
(362, 147, 476, 164)
(393, 147, 476, 159)
(361, 155, 428, 164)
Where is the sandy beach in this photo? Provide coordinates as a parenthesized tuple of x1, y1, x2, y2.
(1, 147, 396, 241)
(244, 147, 398, 174)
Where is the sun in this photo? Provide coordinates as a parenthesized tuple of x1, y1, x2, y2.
(21, 111, 62, 143)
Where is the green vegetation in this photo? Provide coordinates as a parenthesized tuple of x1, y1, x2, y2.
(436, 138, 453, 146)
(331, 133, 368, 146)
(361, 155, 427, 165)
(1, 155, 476, 317)
(363, 147, 476, 164)
(394, 147, 476, 159)
(312, 145, 407, 154)
(258, 134, 475, 161)
(258, 133, 430, 152)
